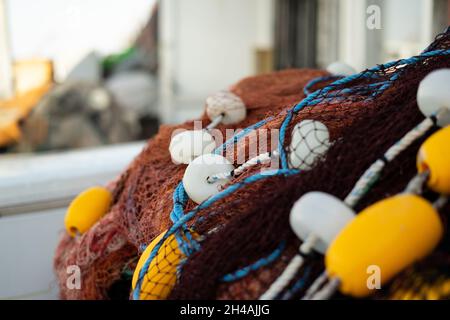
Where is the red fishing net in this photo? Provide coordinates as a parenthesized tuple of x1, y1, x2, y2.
(54, 28, 450, 300)
(54, 68, 327, 299)
(170, 30, 450, 300)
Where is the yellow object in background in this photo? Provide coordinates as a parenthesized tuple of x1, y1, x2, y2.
(0, 59, 53, 147)
(326, 194, 443, 298)
(13, 59, 53, 96)
(132, 230, 196, 300)
(0, 85, 52, 147)
(0, 84, 51, 117)
(65, 186, 112, 237)
(417, 125, 450, 194)
(388, 271, 450, 300)
(0, 108, 22, 146)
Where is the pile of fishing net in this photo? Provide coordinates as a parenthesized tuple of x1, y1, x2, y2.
(54, 68, 326, 299)
(54, 28, 450, 300)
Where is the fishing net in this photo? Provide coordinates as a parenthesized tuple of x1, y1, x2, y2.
(376, 252, 450, 300)
(54, 28, 450, 300)
(54, 68, 326, 299)
(167, 28, 450, 300)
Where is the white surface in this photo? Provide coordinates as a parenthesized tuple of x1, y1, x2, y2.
(0, 0, 13, 99)
(0, 142, 144, 215)
(0, 208, 65, 299)
(384, 0, 433, 55)
(6, 0, 156, 81)
(0, 142, 145, 299)
(174, 0, 271, 97)
(338, 0, 368, 72)
(158, 0, 274, 123)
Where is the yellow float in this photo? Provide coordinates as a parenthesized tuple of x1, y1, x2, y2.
(132, 230, 197, 300)
(326, 194, 443, 298)
(64, 186, 112, 237)
(417, 125, 450, 194)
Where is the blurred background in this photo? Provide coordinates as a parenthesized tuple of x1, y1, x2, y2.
(0, 0, 449, 299)
(1, 0, 449, 152)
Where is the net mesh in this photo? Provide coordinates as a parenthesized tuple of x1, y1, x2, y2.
(54, 68, 326, 299)
(379, 253, 450, 300)
(54, 28, 450, 300)
(168, 29, 450, 300)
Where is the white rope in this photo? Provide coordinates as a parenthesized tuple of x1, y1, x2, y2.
(302, 271, 328, 300)
(259, 254, 304, 300)
(344, 116, 434, 207)
(307, 278, 341, 300)
(433, 195, 448, 210)
(295, 109, 447, 301)
(344, 159, 385, 207)
(259, 234, 317, 300)
(301, 115, 439, 300)
(206, 114, 224, 131)
(385, 117, 434, 161)
(403, 171, 429, 194)
(207, 150, 279, 184)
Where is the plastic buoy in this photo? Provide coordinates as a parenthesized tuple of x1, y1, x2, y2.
(326, 62, 356, 76)
(169, 130, 216, 164)
(417, 125, 450, 194)
(65, 186, 112, 237)
(289, 120, 331, 170)
(132, 230, 196, 300)
(183, 154, 234, 204)
(326, 194, 443, 297)
(290, 192, 355, 254)
(206, 90, 247, 125)
(417, 69, 450, 127)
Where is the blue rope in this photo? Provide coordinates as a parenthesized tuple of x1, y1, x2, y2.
(221, 241, 286, 282)
(171, 118, 274, 255)
(278, 48, 450, 169)
(170, 184, 193, 256)
(303, 75, 341, 96)
(133, 47, 450, 300)
(133, 169, 298, 299)
(214, 117, 271, 155)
